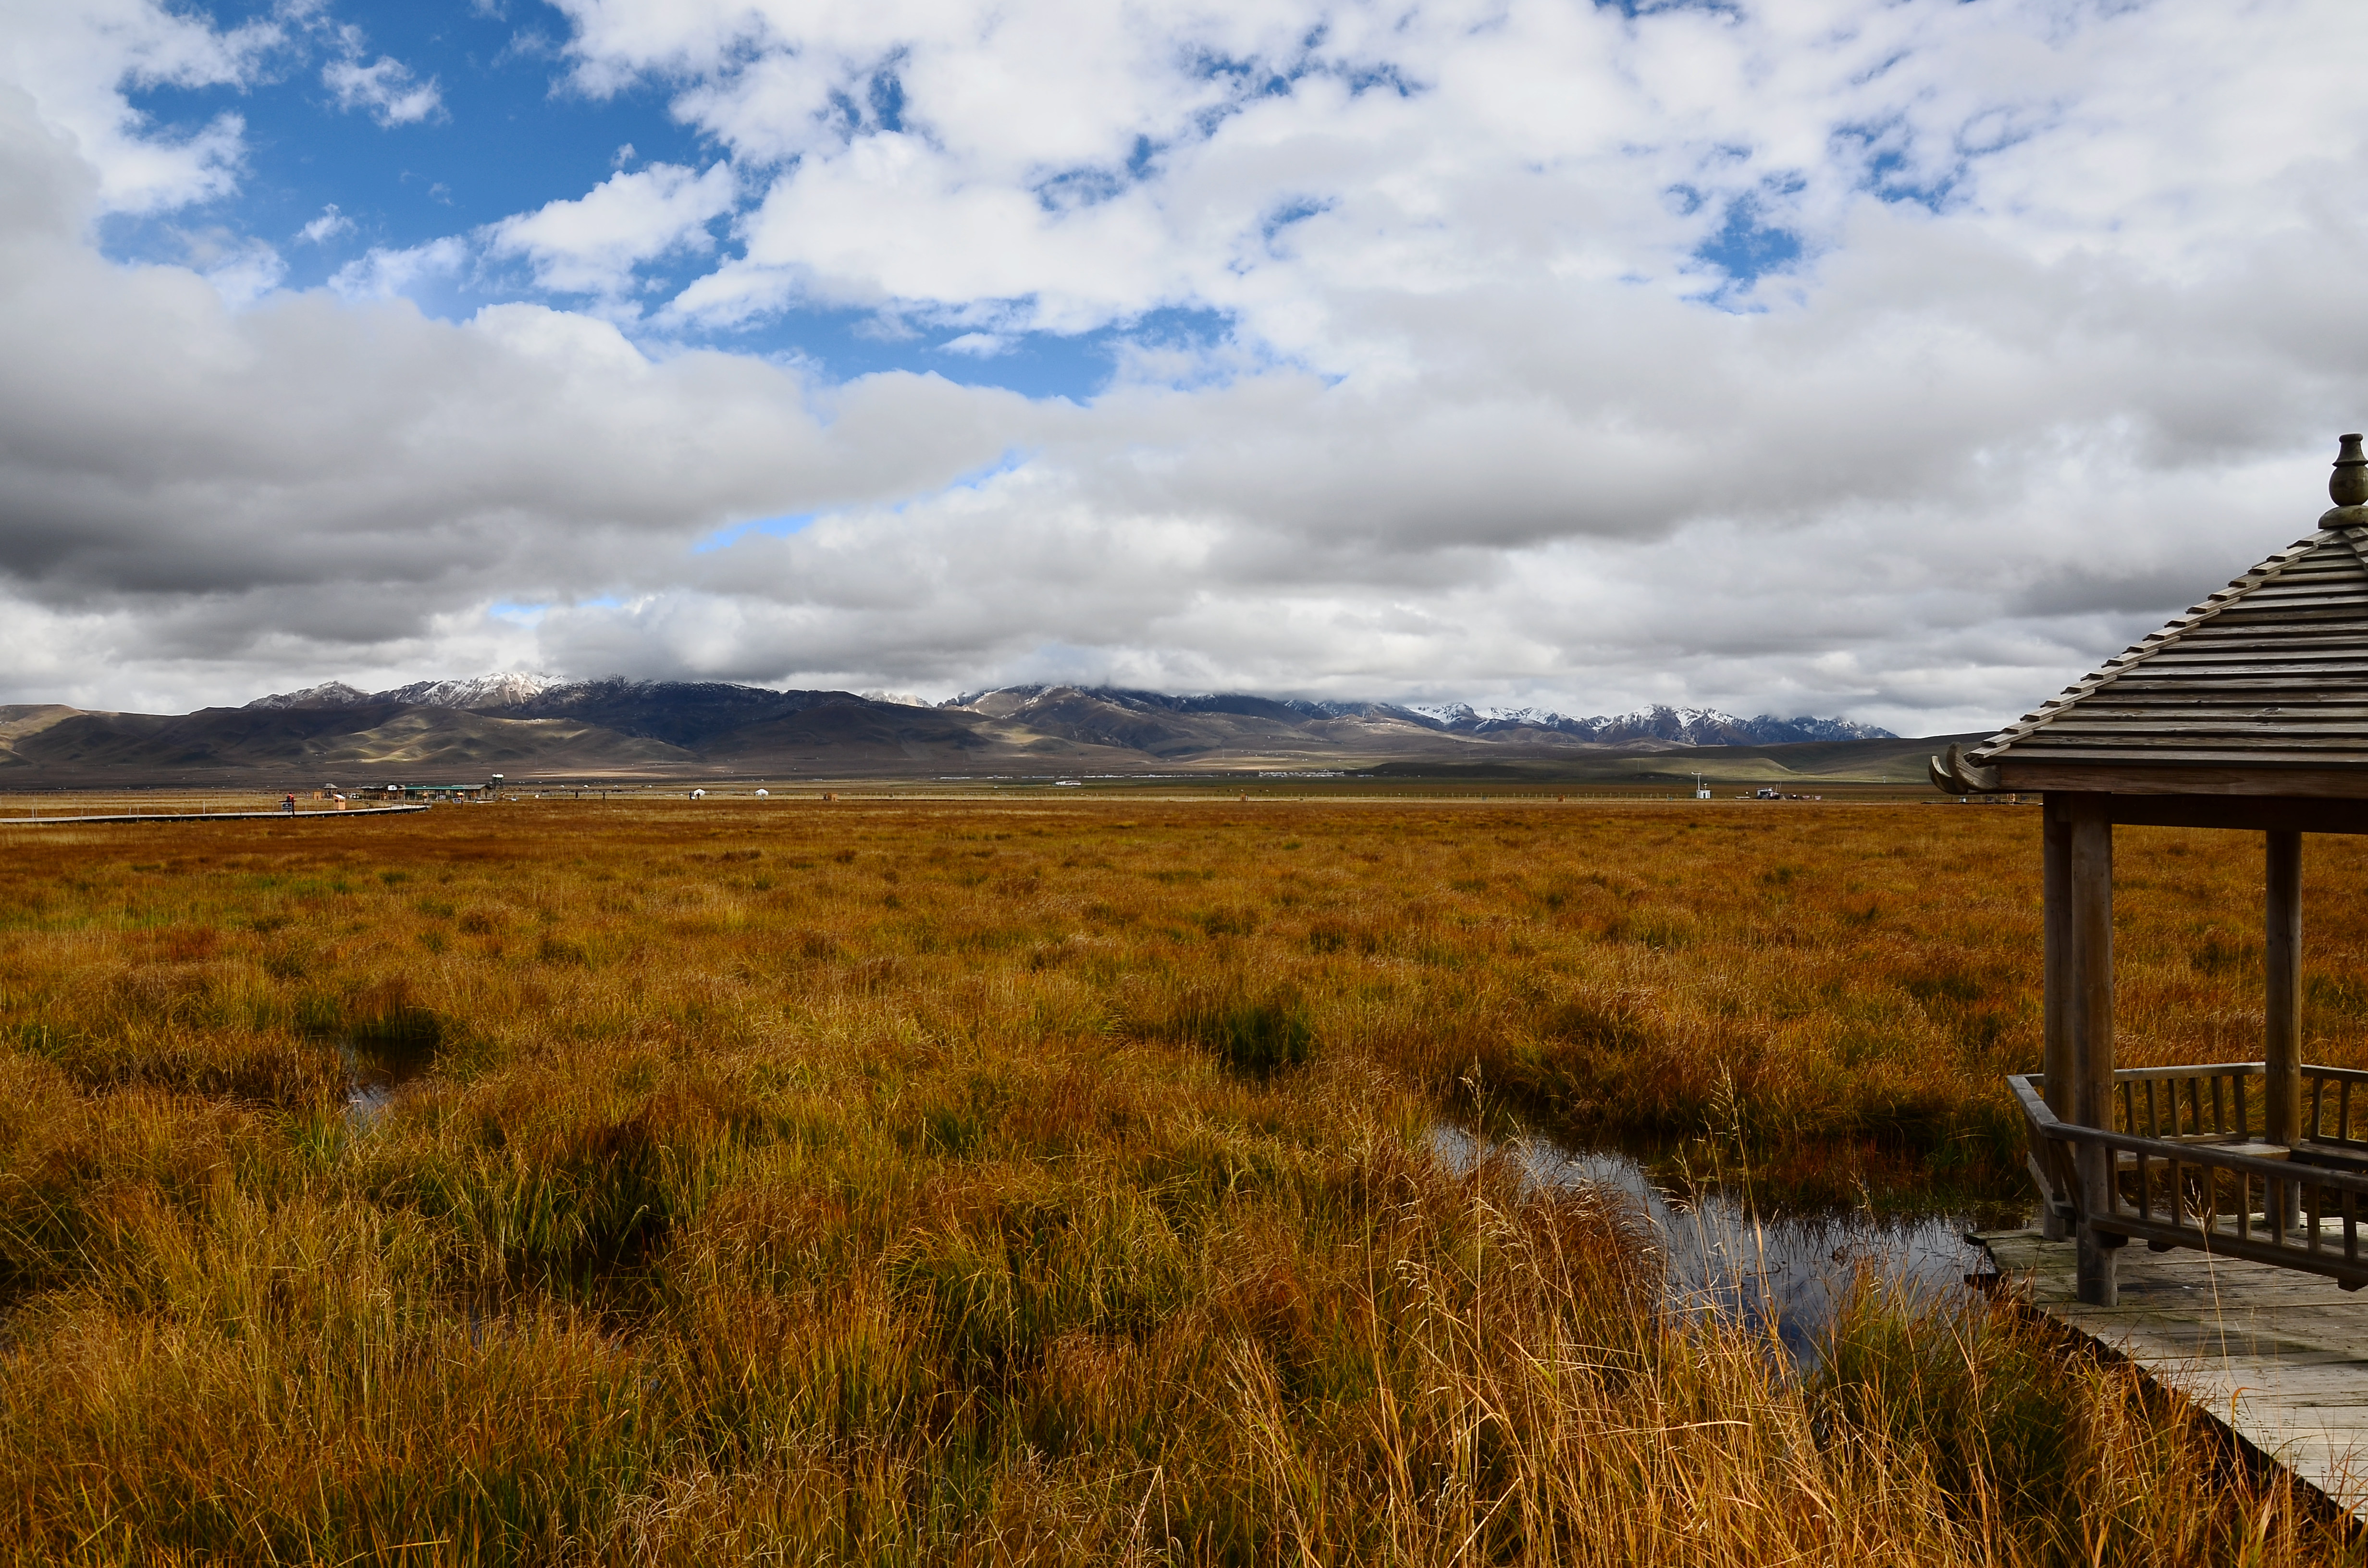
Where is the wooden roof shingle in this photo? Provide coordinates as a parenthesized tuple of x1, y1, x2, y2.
(1951, 514, 2368, 792)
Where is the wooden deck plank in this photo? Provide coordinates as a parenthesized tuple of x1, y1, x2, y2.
(1975, 1228, 2368, 1519)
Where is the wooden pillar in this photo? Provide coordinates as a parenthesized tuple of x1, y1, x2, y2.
(2040, 796, 2075, 1239)
(2266, 831, 2303, 1148)
(2068, 795, 2119, 1306)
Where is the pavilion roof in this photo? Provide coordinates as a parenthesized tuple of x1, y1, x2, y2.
(1969, 524, 2368, 772)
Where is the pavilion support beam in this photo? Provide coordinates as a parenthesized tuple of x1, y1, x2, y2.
(2068, 796, 2120, 1306)
(2041, 797, 2075, 1240)
(2267, 831, 2304, 1234)
(2266, 830, 2303, 1147)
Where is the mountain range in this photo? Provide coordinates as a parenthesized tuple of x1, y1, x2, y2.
(250, 674, 1893, 744)
(0, 675, 1941, 787)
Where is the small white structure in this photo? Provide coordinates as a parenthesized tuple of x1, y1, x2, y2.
(690, 788, 707, 800)
(754, 788, 769, 798)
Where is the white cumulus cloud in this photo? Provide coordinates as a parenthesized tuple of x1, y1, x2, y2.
(299, 203, 353, 244)
(487, 161, 736, 298)
(322, 51, 442, 127)
(0, 0, 279, 213)
(328, 235, 468, 301)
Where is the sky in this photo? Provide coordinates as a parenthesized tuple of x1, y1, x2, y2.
(1, 0, 2365, 733)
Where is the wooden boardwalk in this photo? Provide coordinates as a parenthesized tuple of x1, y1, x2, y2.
(0, 804, 432, 825)
(1978, 1228, 2368, 1518)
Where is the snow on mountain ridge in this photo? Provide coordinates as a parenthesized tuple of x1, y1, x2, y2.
(1405, 702, 1476, 724)
(240, 676, 1893, 742)
(244, 673, 562, 710)
(375, 673, 556, 709)
(242, 681, 372, 710)
(1418, 702, 1895, 744)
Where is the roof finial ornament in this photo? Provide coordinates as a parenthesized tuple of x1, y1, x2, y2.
(2327, 433, 2368, 526)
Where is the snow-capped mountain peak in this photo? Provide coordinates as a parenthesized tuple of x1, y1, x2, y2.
(375, 673, 555, 709)
(242, 681, 373, 710)
(1406, 702, 1479, 725)
(244, 673, 555, 710)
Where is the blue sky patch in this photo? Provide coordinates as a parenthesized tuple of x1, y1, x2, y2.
(1693, 194, 1803, 294)
(1592, 0, 1743, 18)
(715, 305, 1236, 401)
(1263, 197, 1332, 241)
(693, 514, 818, 555)
(1835, 118, 1959, 212)
(110, 1, 711, 292)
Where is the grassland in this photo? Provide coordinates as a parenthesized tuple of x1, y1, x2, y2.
(0, 797, 2360, 1564)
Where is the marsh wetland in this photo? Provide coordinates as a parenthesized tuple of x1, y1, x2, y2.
(2, 797, 2363, 1564)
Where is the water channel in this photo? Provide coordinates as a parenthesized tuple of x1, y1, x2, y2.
(1432, 1125, 2028, 1364)
(325, 1038, 2018, 1362)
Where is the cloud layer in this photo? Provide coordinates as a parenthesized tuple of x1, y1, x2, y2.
(1, 0, 2366, 732)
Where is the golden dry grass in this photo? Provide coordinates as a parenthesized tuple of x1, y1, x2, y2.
(0, 797, 2358, 1565)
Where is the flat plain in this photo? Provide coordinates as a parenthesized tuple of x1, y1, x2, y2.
(2, 796, 2363, 1565)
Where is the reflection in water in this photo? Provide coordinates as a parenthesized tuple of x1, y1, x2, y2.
(339, 1039, 435, 1124)
(331, 1005, 444, 1126)
(1432, 1126, 2004, 1364)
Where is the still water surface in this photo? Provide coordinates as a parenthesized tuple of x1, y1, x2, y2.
(340, 1039, 436, 1124)
(1432, 1126, 2020, 1363)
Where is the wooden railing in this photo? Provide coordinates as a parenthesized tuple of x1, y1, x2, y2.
(2306, 1063, 2368, 1149)
(2012, 1065, 2368, 1289)
(2113, 1060, 2257, 1140)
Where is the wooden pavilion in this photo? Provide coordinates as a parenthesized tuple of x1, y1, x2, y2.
(1932, 434, 2368, 1306)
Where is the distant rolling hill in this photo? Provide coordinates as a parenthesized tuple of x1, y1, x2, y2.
(0, 678, 1959, 787)
(1365, 733, 1984, 788)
